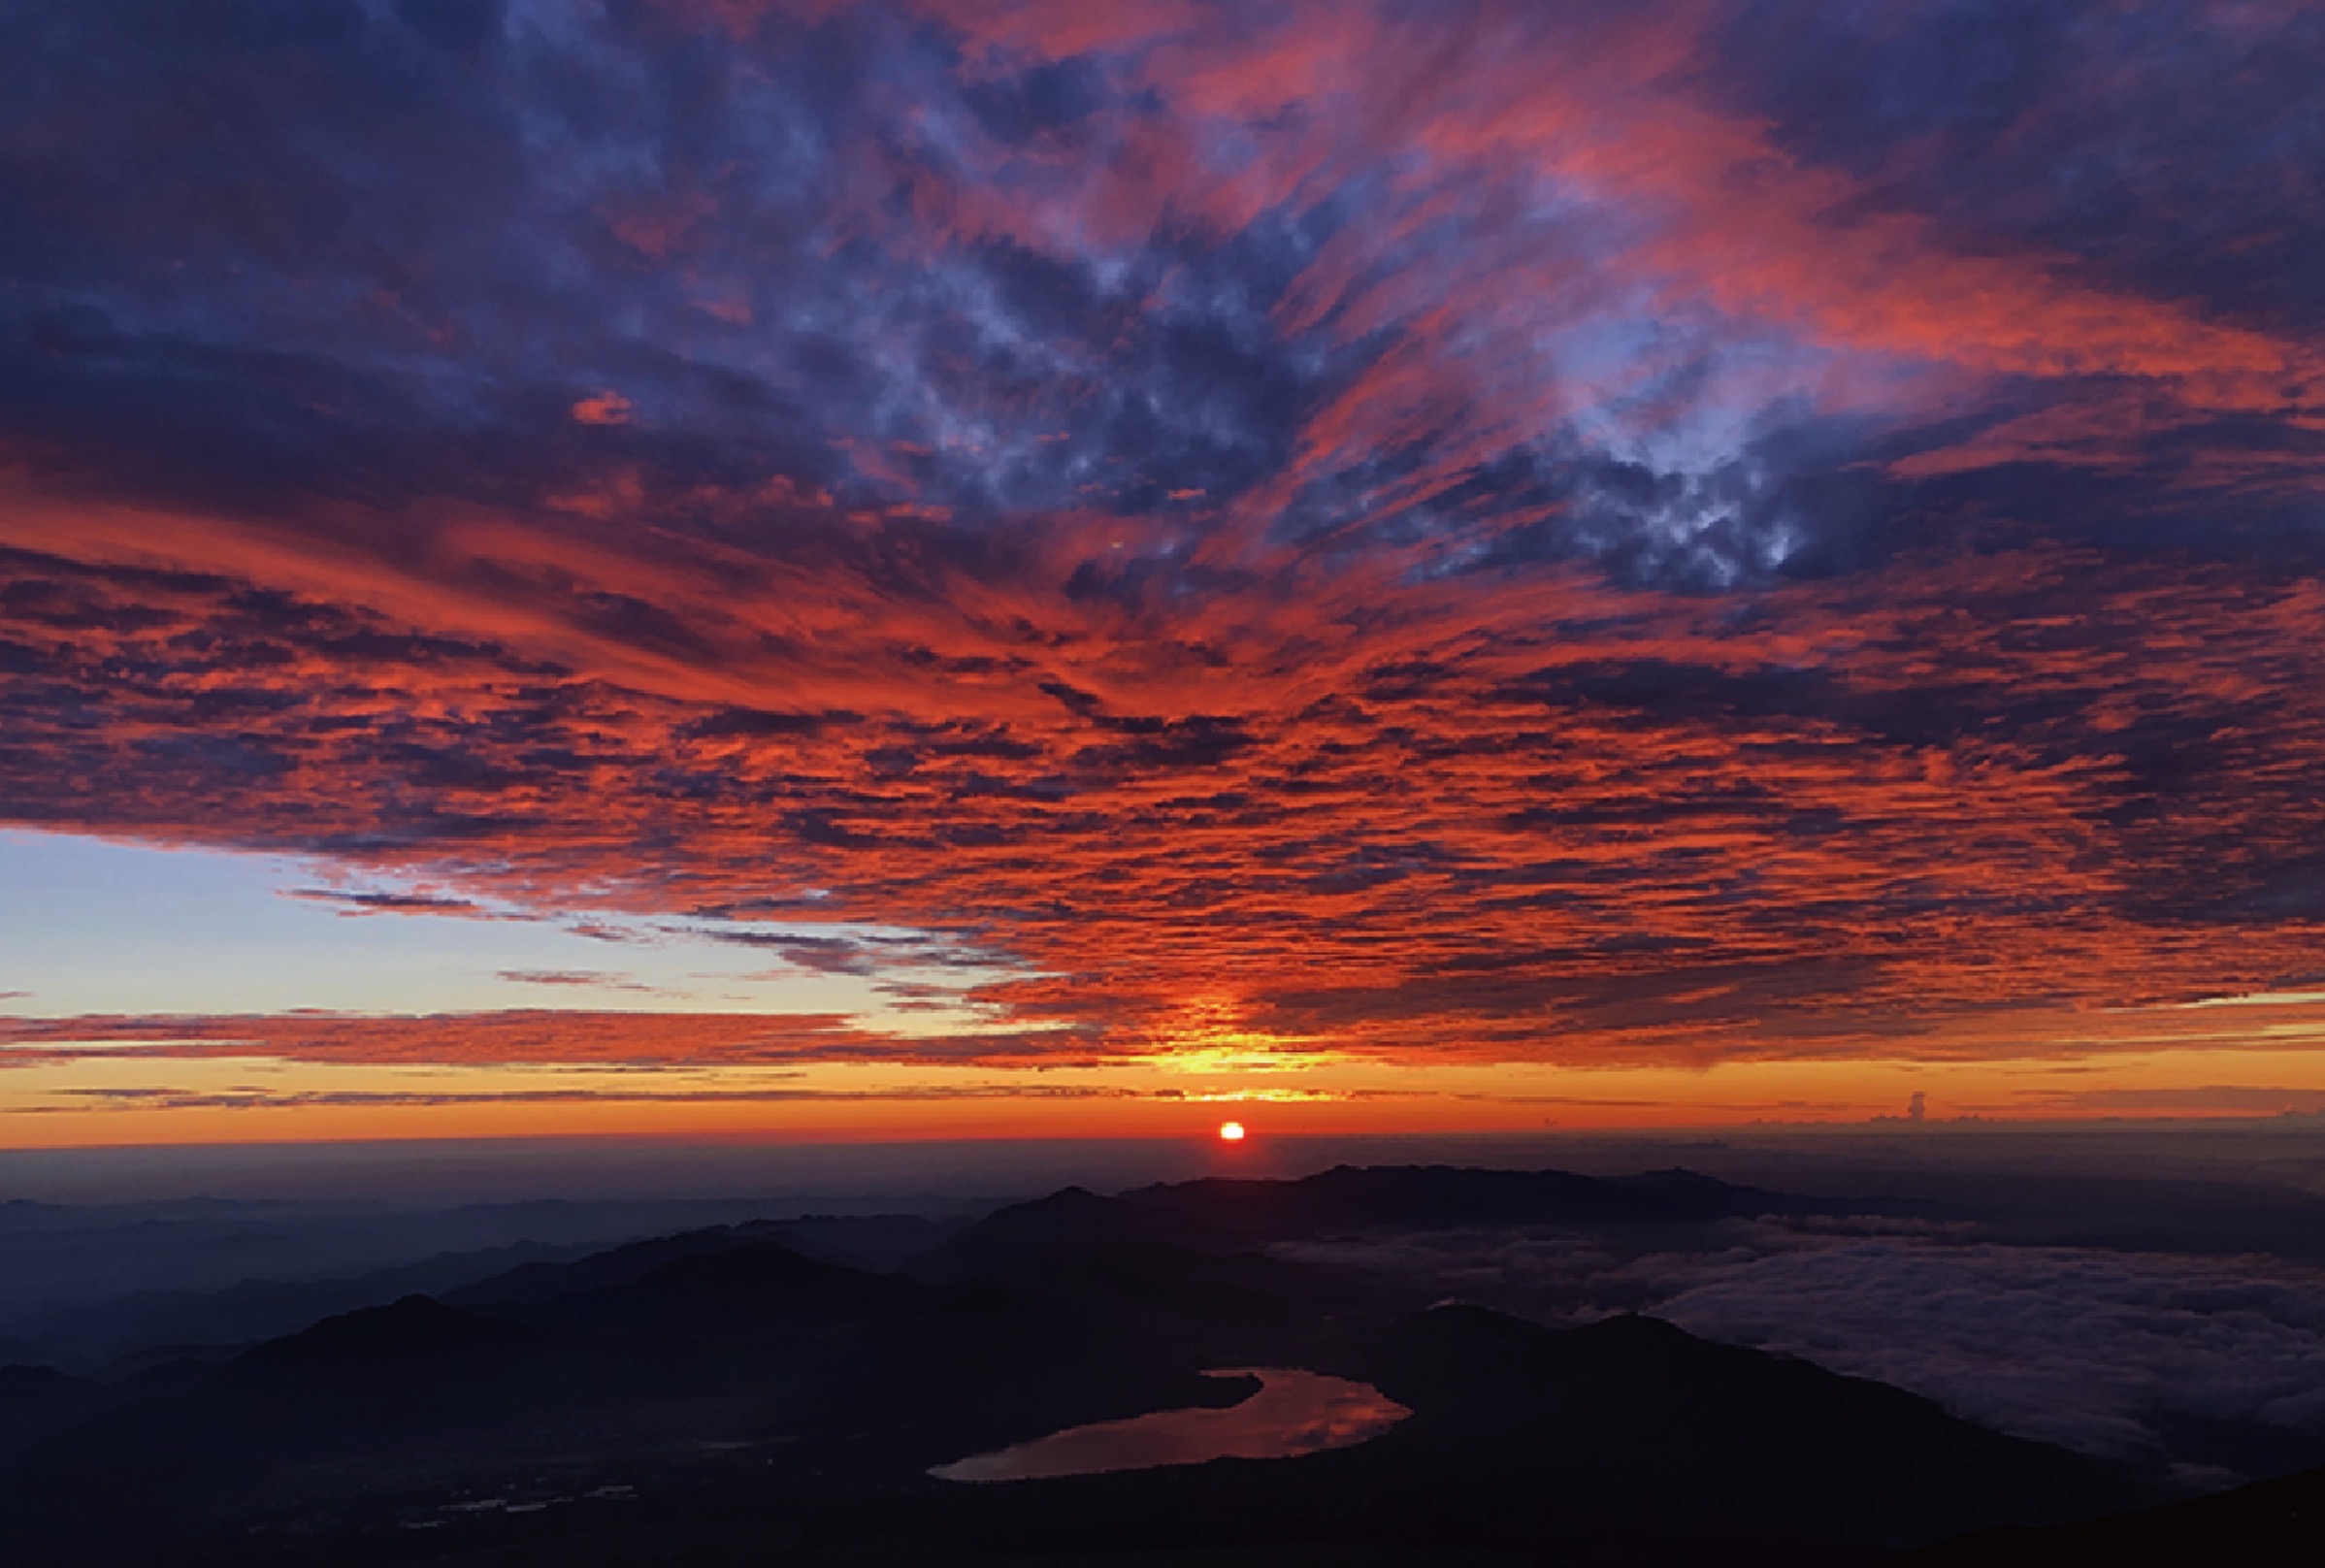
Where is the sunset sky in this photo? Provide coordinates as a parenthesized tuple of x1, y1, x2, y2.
(4, 0, 2324, 1146)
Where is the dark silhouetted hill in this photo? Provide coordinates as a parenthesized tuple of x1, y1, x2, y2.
(1891, 1454, 2325, 1566)
(1124, 1162, 1836, 1237)
(904, 1185, 1233, 1279)
(11, 1238, 588, 1368)
(444, 1223, 792, 1308)
(0, 1364, 103, 1459)
(1326, 1305, 2150, 1559)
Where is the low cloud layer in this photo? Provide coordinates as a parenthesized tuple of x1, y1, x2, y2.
(1655, 1236, 2325, 1467)
(1283, 1216, 2325, 1476)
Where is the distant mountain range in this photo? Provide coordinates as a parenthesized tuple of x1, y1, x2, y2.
(0, 1164, 2306, 1566)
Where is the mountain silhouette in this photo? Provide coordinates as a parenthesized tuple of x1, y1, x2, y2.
(448, 1222, 810, 1308)
(0, 1166, 2177, 1568)
(1124, 1161, 1841, 1235)
(904, 1185, 1234, 1279)
(1314, 1304, 2149, 1562)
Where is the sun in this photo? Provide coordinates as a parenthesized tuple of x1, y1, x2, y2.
(1218, 1120, 1247, 1142)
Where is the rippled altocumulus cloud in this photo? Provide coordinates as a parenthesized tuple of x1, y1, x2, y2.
(5, 0, 2325, 1071)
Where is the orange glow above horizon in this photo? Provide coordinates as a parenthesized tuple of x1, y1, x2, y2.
(7, 993, 2325, 1150)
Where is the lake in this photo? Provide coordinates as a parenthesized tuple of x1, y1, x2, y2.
(930, 1367, 1410, 1483)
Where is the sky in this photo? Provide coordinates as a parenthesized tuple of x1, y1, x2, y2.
(2, 0, 2324, 1147)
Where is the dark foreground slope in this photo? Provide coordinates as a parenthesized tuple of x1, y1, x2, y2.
(818, 1304, 2146, 1568)
(0, 1168, 2165, 1568)
(1893, 1456, 2325, 1567)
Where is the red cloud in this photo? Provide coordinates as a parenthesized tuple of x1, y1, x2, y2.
(7, 483, 2325, 1072)
(570, 391, 634, 427)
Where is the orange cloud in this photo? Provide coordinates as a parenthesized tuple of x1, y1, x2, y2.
(570, 391, 634, 426)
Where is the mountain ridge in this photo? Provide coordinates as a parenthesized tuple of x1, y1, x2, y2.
(0, 1164, 2189, 1568)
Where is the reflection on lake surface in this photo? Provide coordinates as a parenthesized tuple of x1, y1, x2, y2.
(930, 1368, 1410, 1483)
